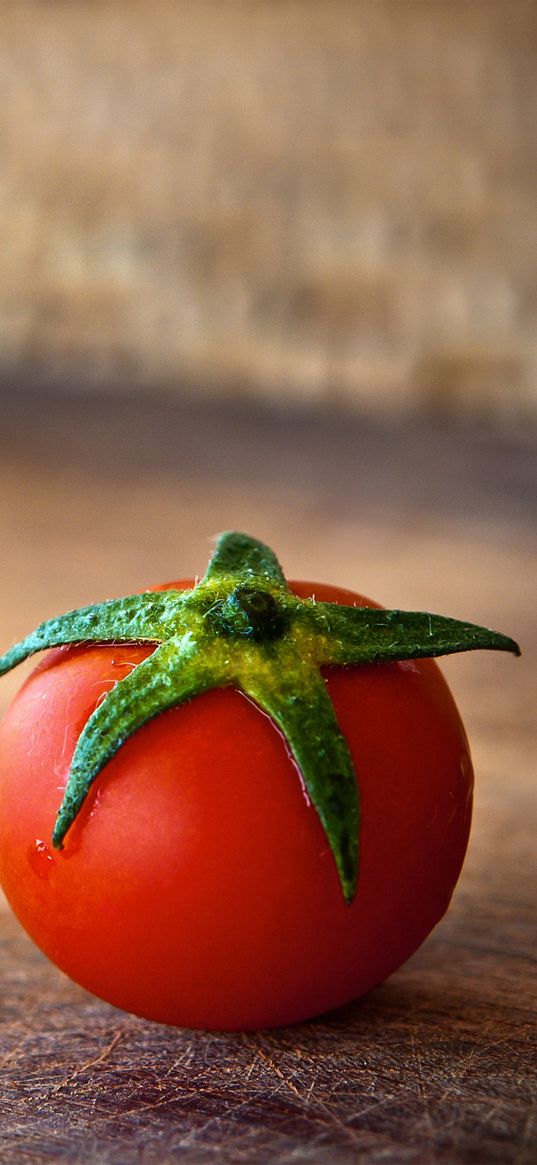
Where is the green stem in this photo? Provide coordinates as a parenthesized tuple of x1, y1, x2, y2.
(202, 531, 288, 588)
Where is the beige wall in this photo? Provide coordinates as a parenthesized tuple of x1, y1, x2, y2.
(1, 0, 536, 420)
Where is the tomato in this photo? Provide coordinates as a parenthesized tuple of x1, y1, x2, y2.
(0, 579, 473, 1031)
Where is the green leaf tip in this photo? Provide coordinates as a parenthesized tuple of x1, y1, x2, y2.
(203, 531, 288, 588)
(0, 530, 520, 903)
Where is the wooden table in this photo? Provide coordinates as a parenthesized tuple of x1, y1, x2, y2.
(1, 392, 535, 1164)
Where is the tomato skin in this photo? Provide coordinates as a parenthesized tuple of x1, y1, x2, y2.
(0, 581, 473, 1030)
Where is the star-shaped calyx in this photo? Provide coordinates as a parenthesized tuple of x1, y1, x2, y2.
(0, 532, 520, 902)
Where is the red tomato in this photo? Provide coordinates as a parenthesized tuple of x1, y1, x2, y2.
(0, 580, 473, 1030)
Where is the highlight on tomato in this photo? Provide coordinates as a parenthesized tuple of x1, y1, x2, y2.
(0, 532, 519, 1030)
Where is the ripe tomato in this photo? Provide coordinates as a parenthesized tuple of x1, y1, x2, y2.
(0, 580, 473, 1031)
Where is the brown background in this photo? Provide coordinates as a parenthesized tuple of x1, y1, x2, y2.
(1, 0, 536, 421)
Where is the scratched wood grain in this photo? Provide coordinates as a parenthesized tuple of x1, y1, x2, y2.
(1, 391, 536, 1164)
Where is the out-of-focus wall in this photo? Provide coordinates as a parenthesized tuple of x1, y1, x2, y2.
(1, 0, 535, 420)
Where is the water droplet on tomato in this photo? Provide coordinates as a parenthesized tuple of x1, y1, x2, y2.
(29, 839, 54, 880)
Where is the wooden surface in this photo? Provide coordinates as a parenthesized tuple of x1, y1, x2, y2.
(0, 392, 536, 1164)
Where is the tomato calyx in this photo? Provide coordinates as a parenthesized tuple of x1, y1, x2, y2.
(207, 586, 289, 642)
(0, 531, 520, 903)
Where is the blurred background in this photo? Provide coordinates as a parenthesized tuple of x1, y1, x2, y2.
(0, 1, 535, 837)
(1, 0, 536, 418)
